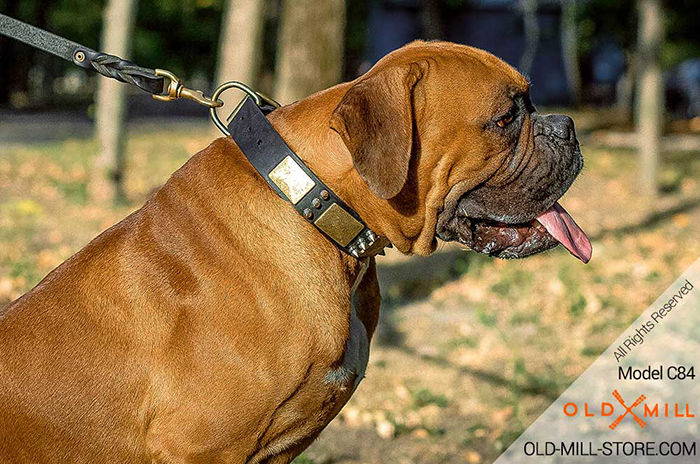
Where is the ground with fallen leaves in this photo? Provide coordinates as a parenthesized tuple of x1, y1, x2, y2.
(0, 114, 698, 464)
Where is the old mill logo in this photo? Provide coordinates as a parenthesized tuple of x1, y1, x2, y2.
(563, 390, 694, 430)
(609, 390, 646, 430)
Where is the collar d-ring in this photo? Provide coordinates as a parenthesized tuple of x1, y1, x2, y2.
(210, 81, 280, 136)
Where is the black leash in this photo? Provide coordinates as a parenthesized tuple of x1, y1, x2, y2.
(0, 13, 222, 108)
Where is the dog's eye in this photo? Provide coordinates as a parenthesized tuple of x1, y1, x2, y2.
(496, 110, 516, 128)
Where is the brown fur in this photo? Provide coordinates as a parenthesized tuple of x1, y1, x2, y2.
(0, 41, 534, 463)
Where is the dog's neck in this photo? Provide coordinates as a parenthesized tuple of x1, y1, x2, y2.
(266, 86, 438, 256)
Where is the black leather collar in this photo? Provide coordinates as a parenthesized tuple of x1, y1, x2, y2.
(228, 98, 390, 258)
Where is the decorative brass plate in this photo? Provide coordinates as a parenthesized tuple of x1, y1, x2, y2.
(268, 156, 315, 204)
(314, 203, 364, 247)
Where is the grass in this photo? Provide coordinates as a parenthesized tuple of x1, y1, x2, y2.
(0, 121, 210, 302)
(410, 387, 449, 409)
(292, 456, 319, 464)
(1, 120, 699, 463)
(313, 142, 699, 463)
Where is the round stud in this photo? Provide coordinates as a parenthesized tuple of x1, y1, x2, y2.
(74, 51, 86, 63)
(312, 198, 322, 209)
(303, 208, 313, 220)
(320, 190, 330, 201)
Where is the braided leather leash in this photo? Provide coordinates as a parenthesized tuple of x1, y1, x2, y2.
(0, 13, 221, 108)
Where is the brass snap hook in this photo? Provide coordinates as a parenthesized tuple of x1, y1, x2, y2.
(153, 69, 223, 108)
(209, 81, 280, 136)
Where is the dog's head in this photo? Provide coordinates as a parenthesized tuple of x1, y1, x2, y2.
(330, 41, 591, 263)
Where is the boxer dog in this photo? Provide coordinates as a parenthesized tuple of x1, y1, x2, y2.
(0, 41, 591, 463)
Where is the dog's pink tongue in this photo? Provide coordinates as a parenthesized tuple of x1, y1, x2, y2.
(536, 202, 592, 263)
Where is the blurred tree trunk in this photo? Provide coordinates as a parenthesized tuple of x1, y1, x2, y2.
(215, 0, 266, 116)
(561, 0, 581, 103)
(90, 0, 137, 204)
(33, 0, 54, 106)
(636, 0, 664, 199)
(616, 66, 635, 122)
(422, 0, 446, 40)
(519, 0, 539, 75)
(274, 0, 345, 105)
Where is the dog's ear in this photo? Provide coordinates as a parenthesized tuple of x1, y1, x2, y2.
(330, 62, 424, 199)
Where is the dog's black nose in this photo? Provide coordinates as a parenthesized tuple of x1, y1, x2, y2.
(545, 114, 575, 141)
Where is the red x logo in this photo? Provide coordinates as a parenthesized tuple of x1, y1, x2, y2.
(609, 390, 646, 430)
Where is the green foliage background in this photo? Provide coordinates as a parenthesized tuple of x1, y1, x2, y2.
(0, 0, 699, 108)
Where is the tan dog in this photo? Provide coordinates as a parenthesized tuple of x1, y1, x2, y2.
(0, 41, 591, 463)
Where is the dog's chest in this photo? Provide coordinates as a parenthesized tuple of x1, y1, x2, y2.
(323, 291, 370, 393)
